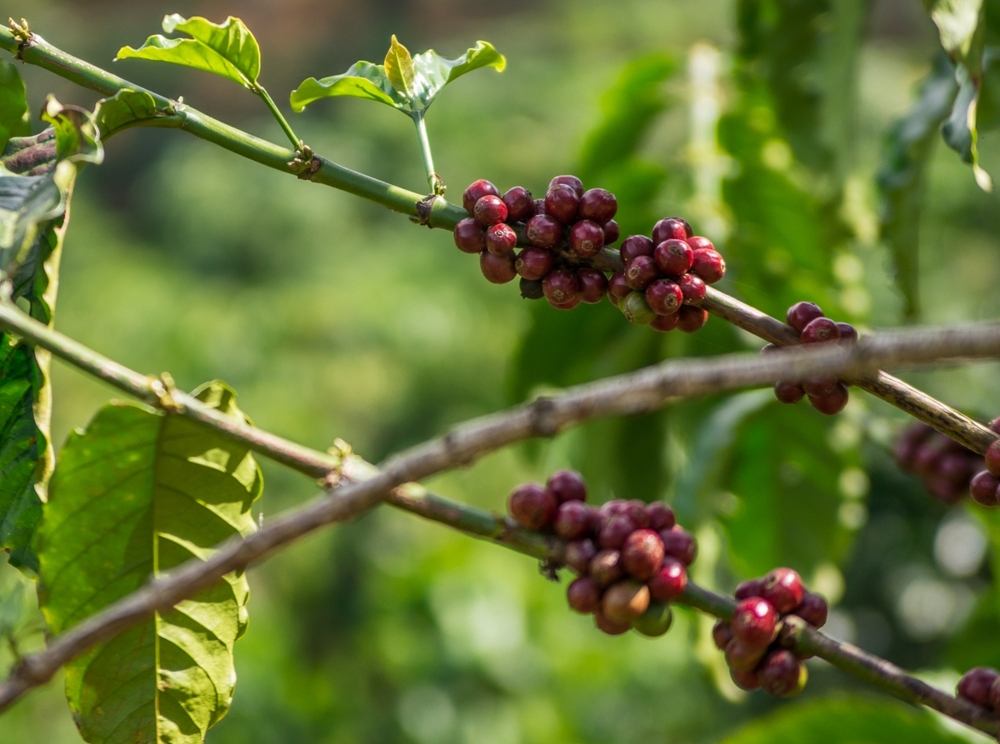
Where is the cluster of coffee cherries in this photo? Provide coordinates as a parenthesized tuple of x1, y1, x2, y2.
(506, 470, 696, 637)
(895, 422, 992, 504)
(712, 568, 829, 696)
(957, 667, 1000, 711)
(609, 219, 727, 333)
(454, 176, 619, 307)
(764, 302, 859, 416)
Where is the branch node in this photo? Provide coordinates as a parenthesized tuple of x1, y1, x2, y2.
(147, 373, 185, 414)
(411, 194, 443, 227)
(321, 438, 353, 489)
(289, 146, 320, 180)
(8, 18, 35, 60)
(530, 396, 561, 438)
(538, 558, 560, 582)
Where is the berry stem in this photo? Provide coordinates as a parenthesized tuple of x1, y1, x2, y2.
(412, 111, 446, 196)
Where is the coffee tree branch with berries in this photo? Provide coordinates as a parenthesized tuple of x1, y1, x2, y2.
(2, 5, 1000, 744)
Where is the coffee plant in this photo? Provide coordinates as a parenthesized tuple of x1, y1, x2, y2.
(0, 3, 1000, 742)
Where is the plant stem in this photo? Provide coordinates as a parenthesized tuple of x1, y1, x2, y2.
(255, 85, 302, 152)
(412, 112, 444, 195)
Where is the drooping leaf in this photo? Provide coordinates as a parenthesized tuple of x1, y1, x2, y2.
(384, 35, 416, 99)
(36, 382, 262, 744)
(925, 0, 986, 69)
(877, 54, 958, 319)
(0, 58, 30, 153)
(94, 89, 160, 139)
(117, 14, 262, 90)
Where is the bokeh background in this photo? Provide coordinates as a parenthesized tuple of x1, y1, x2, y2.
(2, 0, 1000, 741)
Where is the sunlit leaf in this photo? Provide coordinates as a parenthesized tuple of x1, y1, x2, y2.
(290, 62, 404, 112)
(0, 59, 30, 153)
(117, 14, 262, 90)
(384, 35, 415, 99)
(36, 382, 262, 744)
(925, 0, 986, 69)
(94, 89, 160, 139)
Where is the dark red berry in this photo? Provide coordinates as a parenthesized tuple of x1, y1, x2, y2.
(515, 247, 556, 280)
(731, 597, 778, 649)
(802, 377, 838, 397)
(690, 248, 726, 284)
(508, 483, 558, 530)
(621, 529, 665, 581)
(686, 236, 714, 252)
(712, 619, 734, 650)
(648, 558, 687, 601)
(485, 222, 518, 255)
(474, 194, 508, 226)
(645, 279, 683, 316)
(970, 470, 1000, 506)
(992, 417, 1000, 435)
(594, 608, 630, 636)
(677, 273, 706, 304)
(894, 423, 934, 469)
(927, 476, 966, 504)
(677, 306, 708, 333)
(786, 302, 824, 333)
(463, 179, 499, 214)
(774, 381, 805, 404)
(603, 219, 620, 245)
(730, 667, 762, 691)
(565, 538, 597, 574)
(549, 174, 584, 197)
(599, 514, 638, 550)
(480, 251, 516, 284)
(652, 217, 691, 243)
(525, 214, 564, 249)
(533, 198, 547, 215)
(545, 184, 580, 224)
(760, 650, 807, 697)
(543, 269, 580, 305)
(801, 317, 841, 344)
(569, 220, 605, 257)
(621, 291, 656, 325)
(599, 499, 629, 517)
(650, 313, 680, 332)
(734, 578, 765, 600)
(609, 292, 620, 307)
(602, 580, 650, 625)
(578, 188, 618, 224)
(625, 255, 660, 290)
(809, 383, 849, 415)
(761, 568, 804, 614)
(502, 186, 534, 222)
(590, 549, 624, 587)
(623, 500, 650, 528)
(454, 218, 486, 253)
(620, 235, 655, 263)
(796, 591, 828, 628)
(985, 441, 1000, 477)
(549, 295, 581, 311)
(555, 501, 592, 540)
(659, 526, 697, 565)
(654, 239, 694, 276)
(519, 278, 544, 300)
(609, 272, 631, 299)
(548, 469, 587, 502)
(567, 576, 602, 614)
(912, 441, 945, 476)
(988, 676, 1000, 711)
(837, 322, 859, 343)
(645, 502, 676, 531)
(725, 637, 766, 672)
(960, 668, 1000, 706)
(577, 269, 609, 304)
(938, 453, 974, 484)
(633, 601, 674, 637)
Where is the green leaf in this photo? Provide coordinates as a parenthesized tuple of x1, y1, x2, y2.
(289, 62, 404, 112)
(408, 41, 506, 109)
(0, 59, 30, 153)
(877, 54, 958, 320)
(36, 382, 262, 744)
(384, 35, 416, 99)
(117, 14, 262, 90)
(94, 89, 160, 140)
(925, 0, 986, 69)
(720, 697, 968, 744)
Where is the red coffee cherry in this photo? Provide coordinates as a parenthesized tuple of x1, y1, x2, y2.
(786, 301, 824, 333)
(590, 549, 624, 587)
(625, 255, 660, 290)
(515, 247, 556, 280)
(623, 500, 650, 528)
(730, 666, 762, 691)
(569, 220, 605, 257)
(690, 248, 726, 284)
(648, 558, 688, 601)
(463, 179, 500, 214)
(654, 239, 694, 276)
(545, 184, 580, 224)
(725, 637, 766, 672)
(543, 269, 580, 305)
(621, 529, 665, 581)
(549, 174, 584, 197)
(686, 236, 714, 252)
(837, 322, 859, 343)
(633, 601, 674, 637)
(677, 273, 707, 304)
(594, 608, 631, 636)
(985, 440, 1000, 477)
(525, 214, 564, 248)
(989, 676, 1000, 711)
(809, 383, 849, 415)
(991, 417, 1000, 435)
(578, 269, 609, 304)
(565, 539, 597, 574)
(803, 377, 839, 398)
(677, 306, 709, 333)
(502, 186, 535, 222)
(774, 381, 806, 404)
(578, 188, 618, 224)
(620, 235, 655, 263)
(599, 499, 629, 517)
(567, 576, 602, 614)
(599, 514, 639, 550)
(547, 469, 587, 502)
(894, 423, 935, 470)
(485, 222, 518, 255)
(533, 197, 547, 215)
(602, 580, 650, 625)
(480, 251, 516, 284)
(555, 501, 592, 540)
(508, 483, 557, 530)
(957, 667, 1000, 706)
(970, 471, 1000, 506)
(645, 502, 676, 531)
(474, 194, 508, 226)
(761, 568, 804, 614)
(650, 313, 681, 333)
(659, 526, 697, 565)
(796, 591, 829, 628)
(603, 219, 621, 245)
(731, 597, 779, 649)
(938, 454, 974, 484)
(549, 295, 581, 311)
(608, 272, 632, 299)
(454, 218, 486, 253)
(734, 578, 766, 600)
(801, 317, 841, 344)
(759, 649, 807, 697)
(652, 217, 691, 243)
(712, 619, 735, 650)
(645, 279, 684, 316)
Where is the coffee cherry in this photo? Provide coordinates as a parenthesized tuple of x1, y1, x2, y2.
(927, 476, 966, 504)
(543, 269, 580, 305)
(519, 278, 544, 300)
(988, 676, 1000, 711)
(623, 500, 650, 528)
(549, 295, 581, 311)
(774, 381, 806, 404)
(646, 279, 684, 316)
(621, 529, 665, 581)
(515, 247, 556, 280)
(761, 568, 804, 614)
(578, 269, 609, 304)
(533, 197, 547, 215)
(986, 441, 1000, 477)
(712, 620, 735, 650)
(569, 220, 605, 257)
(621, 291, 656, 325)
(555, 501, 592, 540)
(660, 526, 697, 565)
(602, 580, 650, 625)
(633, 601, 674, 637)
(677, 306, 709, 333)
(485, 222, 518, 255)
(549, 174, 584, 197)
(734, 578, 765, 600)
(938, 453, 974, 484)
(463, 179, 500, 214)
(652, 217, 691, 244)
(809, 383, 849, 415)
(690, 248, 726, 284)
(599, 499, 629, 518)
(786, 301, 824, 333)
(677, 274, 707, 304)
(651, 313, 680, 333)
(802, 377, 838, 397)
(508, 483, 558, 530)
(648, 558, 687, 601)
(894, 423, 934, 469)
(801, 317, 841, 344)
(609, 272, 631, 299)
(992, 417, 1000, 435)
(502, 186, 535, 222)
(567, 576, 602, 614)
(958, 668, 1000, 706)
(526, 214, 564, 249)
(548, 469, 587, 502)
(599, 514, 639, 550)
(970, 471, 1000, 506)
(760, 650, 807, 697)
(594, 608, 631, 636)
(731, 597, 779, 648)
(591, 549, 624, 587)
(545, 184, 580, 224)
(620, 235, 655, 263)
(646, 502, 676, 531)
(578, 188, 618, 224)
(474, 195, 508, 226)
(625, 255, 660, 290)
(654, 239, 694, 276)
(837, 322, 859, 344)
(603, 220, 621, 245)
(686, 236, 714, 252)
(795, 591, 829, 628)
(730, 667, 762, 691)
(480, 251, 517, 284)
(454, 218, 486, 253)
(566, 538, 597, 574)
(725, 637, 766, 672)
